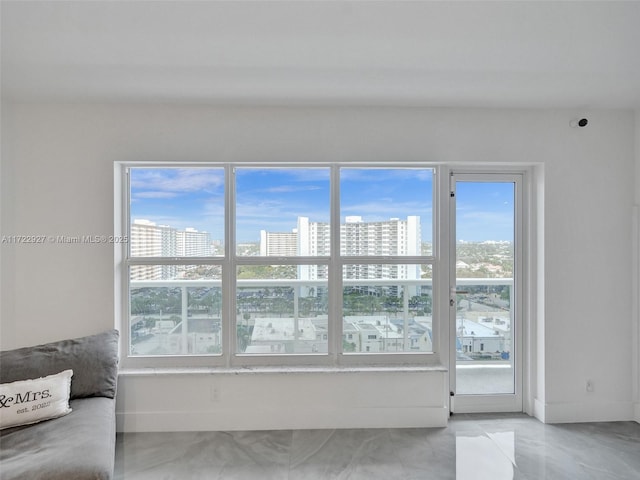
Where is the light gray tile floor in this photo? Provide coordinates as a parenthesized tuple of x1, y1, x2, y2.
(115, 413, 640, 479)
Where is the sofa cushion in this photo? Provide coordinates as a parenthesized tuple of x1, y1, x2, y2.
(0, 397, 116, 480)
(0, 330, 119, 399)
(0, 369, 73, 430)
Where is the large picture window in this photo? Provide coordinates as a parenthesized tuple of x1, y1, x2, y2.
(120, 164, 435, 367)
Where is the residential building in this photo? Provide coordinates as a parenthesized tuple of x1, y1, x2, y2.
(260, 216, 421, 289)
(129, 221, 212, 279)
(130, 220, 163, 280)
(260, 229, 298, 256)
(177, 227, 213, 257)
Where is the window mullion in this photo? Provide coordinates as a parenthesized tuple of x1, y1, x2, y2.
(225, 165, 236, 367)
(330, 164, 342, 364)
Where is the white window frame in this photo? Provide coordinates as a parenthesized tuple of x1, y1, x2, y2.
(115, 162, 449, 369)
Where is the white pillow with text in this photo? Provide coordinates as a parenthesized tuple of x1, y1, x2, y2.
(0, 369, 73, 430)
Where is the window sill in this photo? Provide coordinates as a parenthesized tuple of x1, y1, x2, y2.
(118, 364, 447, 377)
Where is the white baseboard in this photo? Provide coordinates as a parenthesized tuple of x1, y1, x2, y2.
(116, 406, 449, 432)
(542, 400, 635, 424)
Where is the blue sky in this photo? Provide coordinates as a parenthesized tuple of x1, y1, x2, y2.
(130, 168, 513, 243)
(455, 181, 514, 242)
(236, 168, 330, 240)
(130, 167, 225, 235)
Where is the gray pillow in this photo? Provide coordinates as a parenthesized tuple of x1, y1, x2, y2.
(0, 330, 119, 399)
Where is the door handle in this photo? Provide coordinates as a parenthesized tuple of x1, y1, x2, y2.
(450, 287, 469, 295)
(450, 288, 468, 306)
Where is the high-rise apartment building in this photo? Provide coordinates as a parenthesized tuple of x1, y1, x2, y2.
(339, 215, 420, 256)
(259, 229, 298, 256)
(297, 217, 330, 283)
(130, 220, 213, 280)
(130, 220, 163, 280)
(297, 217, 331, 257)
(130, 219, 162, 257)
(259, 216, 421, 293)
(339, 216, 421, 293)
(177, 228, 213, 257)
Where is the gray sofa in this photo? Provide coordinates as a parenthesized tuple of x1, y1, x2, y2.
(0, 330, 119, 480)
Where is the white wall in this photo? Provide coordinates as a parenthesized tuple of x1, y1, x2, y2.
(1, 104, 636, 430)
(0, 103, 16, 348)
(117, 369, 448, 432)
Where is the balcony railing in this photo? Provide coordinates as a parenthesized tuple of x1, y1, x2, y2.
(129, 277, 512, 357)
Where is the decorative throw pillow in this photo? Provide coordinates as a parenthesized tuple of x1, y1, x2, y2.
(0, 369, 73, 430)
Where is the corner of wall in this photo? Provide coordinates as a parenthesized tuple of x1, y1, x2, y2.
(634, 109, 640, 423)
(633, 203, 639, 424)
(0, 101, 16, 349)
(532, 163, 546, 423)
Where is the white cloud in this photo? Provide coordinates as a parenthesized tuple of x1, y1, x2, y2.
(134, 191, 179, 199)
(263, 185, 322, 193)
(131, 168, 224, 194)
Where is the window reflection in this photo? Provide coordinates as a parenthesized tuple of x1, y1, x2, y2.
(456, 432, 515, 479)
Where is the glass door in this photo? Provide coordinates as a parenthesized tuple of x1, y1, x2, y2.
(450, 173, 523, 413)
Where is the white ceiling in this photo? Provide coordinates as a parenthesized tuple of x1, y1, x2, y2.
(2, 1, 640, 108)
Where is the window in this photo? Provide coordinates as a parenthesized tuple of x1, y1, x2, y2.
(119, 164, 435, 367)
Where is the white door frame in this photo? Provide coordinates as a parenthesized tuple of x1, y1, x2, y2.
(448, 171, 527, 414)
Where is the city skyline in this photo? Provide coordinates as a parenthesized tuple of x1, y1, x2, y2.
(130, 167, 514, 243)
